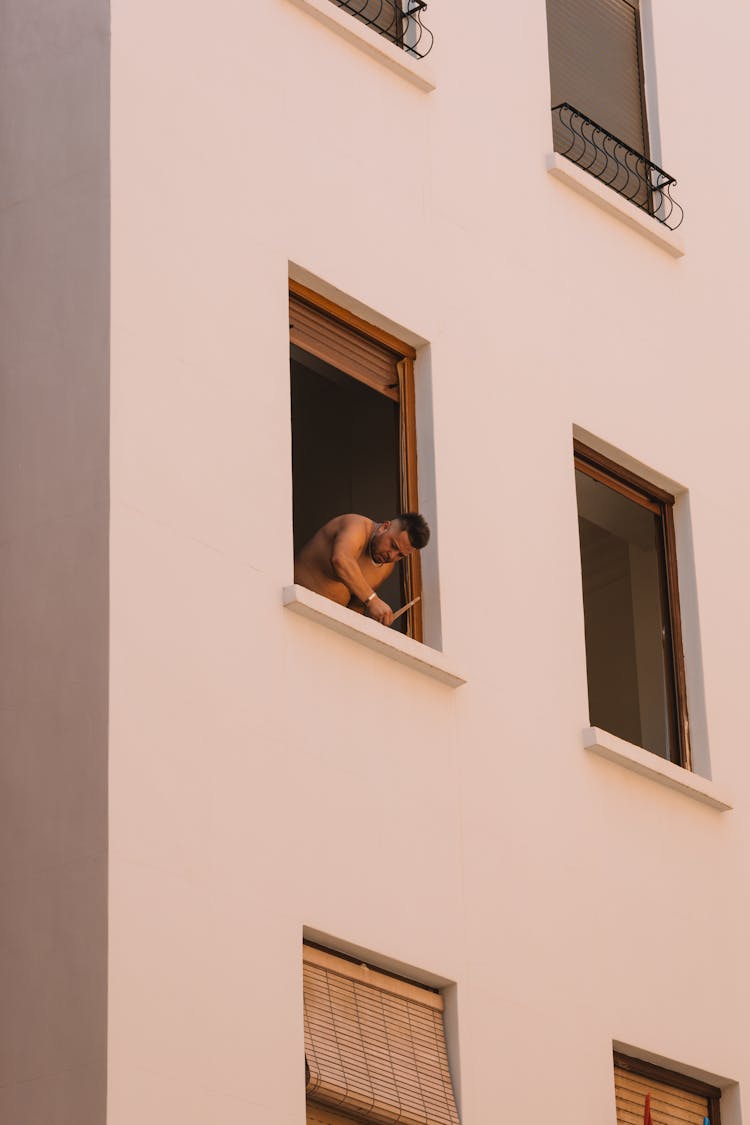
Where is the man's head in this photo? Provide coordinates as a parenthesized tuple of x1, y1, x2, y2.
(370, 513, 430, 565)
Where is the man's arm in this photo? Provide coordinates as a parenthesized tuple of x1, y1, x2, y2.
(330, 518, 394, 626)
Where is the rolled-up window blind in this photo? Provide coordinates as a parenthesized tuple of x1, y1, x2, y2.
(289, 291, 401, 402)
(304, 945, 460, 1125)
(546, 0, 648, 156)
(614, 1062, 715, 1125)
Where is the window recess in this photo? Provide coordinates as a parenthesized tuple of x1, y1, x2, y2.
(327, 0, 433, 58)
(303, 943, 460, 1125)
(545, 0, 683, 229)
(614, 1051, 721, 1125)
(289, 281, 423, 642)
(574, 441, 690, 770)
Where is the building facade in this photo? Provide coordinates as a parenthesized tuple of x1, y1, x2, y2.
(3, 0, 749, 1122)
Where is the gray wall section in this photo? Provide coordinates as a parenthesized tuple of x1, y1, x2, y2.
(0, 2, 109, 1122)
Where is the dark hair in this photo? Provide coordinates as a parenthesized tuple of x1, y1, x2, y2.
(397, 512, 430, 549)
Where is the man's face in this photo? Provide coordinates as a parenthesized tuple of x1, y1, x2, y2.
(371, 521, 414, 565)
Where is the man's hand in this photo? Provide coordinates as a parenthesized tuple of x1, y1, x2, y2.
(364, 596, 394, 627)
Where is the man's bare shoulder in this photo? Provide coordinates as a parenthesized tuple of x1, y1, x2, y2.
(333, 513, 371, 534)
(295, 514, 371, 560)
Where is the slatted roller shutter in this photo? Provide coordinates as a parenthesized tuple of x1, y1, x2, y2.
(546, 0, 648, 154)
(613, 1055, 721, 1125)
(308, 1104, 372, 1125)
(290, 292, 401, 402)
(304, 945, 460, 1125)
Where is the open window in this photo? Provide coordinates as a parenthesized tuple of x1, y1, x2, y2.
(614, 1051, 722, 1125)
(289, 281, 423, 641)
(574, 441, 690, 768)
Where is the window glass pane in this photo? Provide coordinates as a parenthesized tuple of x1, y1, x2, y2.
(576, 469, 676, 760)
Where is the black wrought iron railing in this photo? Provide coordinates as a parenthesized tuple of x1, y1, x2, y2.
(331, 0, 433, 58)
(551, 103, 684, 230)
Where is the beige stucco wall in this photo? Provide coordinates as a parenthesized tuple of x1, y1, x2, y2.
(109, 1, 750, 1122)
(0, 2, 110, 1121)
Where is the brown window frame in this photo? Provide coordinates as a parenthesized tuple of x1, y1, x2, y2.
(574, 440, 691, 770)
(614, 1051, 722, 1125)
(289, 280, 424, 643)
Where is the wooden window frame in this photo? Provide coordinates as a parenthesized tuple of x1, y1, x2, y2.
(289, 279, 423, 642)
(614, 1051, 722, 1125)
(574, 440, 691, 770)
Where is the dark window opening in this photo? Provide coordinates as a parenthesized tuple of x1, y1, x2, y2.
(289, 283, 423, 641)
(291, 348, 405, 631)
(575, 442, 690, 768)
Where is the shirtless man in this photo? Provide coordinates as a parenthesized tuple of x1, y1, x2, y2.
(294, 513, 430, 626)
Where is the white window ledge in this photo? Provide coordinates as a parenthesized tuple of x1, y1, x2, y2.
(583, 727, 732, 812)
(284, 0, 436, 92)
(283, 585, 465, 687)
(546, 153, 685, 258)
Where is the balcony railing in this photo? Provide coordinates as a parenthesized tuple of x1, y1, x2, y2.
(330, 0, 433, 58)
(551, 103, 684, 231)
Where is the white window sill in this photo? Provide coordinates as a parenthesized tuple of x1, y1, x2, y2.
(583, 727, 732, 812)
(546, 153, 685, 258)
(284, 0, 436, 92)
(283, 585, 465, 687)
